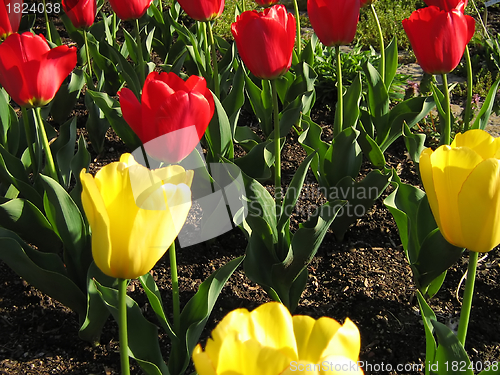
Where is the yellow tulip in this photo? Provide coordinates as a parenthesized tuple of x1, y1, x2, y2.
(80, 153, 193, 279)
(419, 129, 500, 253)
(192, 302, 363, 375)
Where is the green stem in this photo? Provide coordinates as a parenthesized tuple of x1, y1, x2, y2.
(140, 144, 151, 169)
(34, 107, 58, 180)
(43, 0, 52, 43)
(440, 74, 451, 146)
(207, 21, 220, 98)
(158, 0, 163, 13)
(292, 0, 301, 54)
(202, 22, 210, 75)
(135, 19, 146, 86)
(169, 241, 181, 333)
(241, 0, 245, 12)
(84, 32, 94, 88)
(118, 278, 131, 375)
(271, 79, 281, 217)
(334, 45, 343, 137)
(463, 46, 473, 132)
(457, 251, 478, 346)
(21, 107, 38, 175)
(370, 3, 385, 84)
(113, 13, 117, 44)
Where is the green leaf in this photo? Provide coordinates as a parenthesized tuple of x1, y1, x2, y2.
(40, 175, 90, 288)
(323, 127, 362, 188)
(205, 92, 234, 161)
(272, 200, 346, 310)
(0, 234, 86, 316)
(384, 36, 398, 88)
(356, 120, 386, 168)
(84, 91, 109, 155)
(432, 320, 473, 375)
(244, 72, 273, 137)
(86, 90, 142, 151)
(234, 140, 274, 182)
(106, 41, 142, 98)
(79, 262, 114, 345)
(403, 121, 426, 163)
(0, 145, 43, 209)
(363, 61, 390, 136)
(416, 290, 437, 369)
(51, 117, 78, 188)
(471, 77, 500, 130)
(94, 280, 170, 375)
(70, 135, 91, 211)
(342, 73, 362, 129)
(278, 152, 316, 231)
(50, 69, 85, 124)
(139, 273, 176, 340)
(415, 228, 464, 291)
(298, 115, 329, 182)
(170, 256, 244, 375)
(0, 198, 62, 252)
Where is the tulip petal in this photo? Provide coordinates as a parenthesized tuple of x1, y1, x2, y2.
(458, 158, 500, 252)
(36, 45, 77, 105)
(80, 169, 113, 276)
(424, 146, 483, 247)
(293, 316, 341, 363)
(192, 345, 218, 375)
(119, 87, 143, 138)
(419, 148, 443, 230)
(249, 302, 298, 360)
(320, 318, 361, 363)
(451, 129, 500, 160)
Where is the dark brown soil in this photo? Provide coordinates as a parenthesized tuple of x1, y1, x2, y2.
(1, 4, 500, 375)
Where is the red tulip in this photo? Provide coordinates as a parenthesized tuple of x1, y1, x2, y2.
(108, 0, 152, 20)
(255, 0, 280, 6)
(307, 0, 360, 47)
(0, 32, 77, 107)
(424, 0, 467, 12)
(61, 0, 97, 29)
(119, 71, 215, 164)
(231, 5, 295, 80)
(402, 6, 475, 75)
(177, 0, 224, 22)
(0, 0, 23, 40)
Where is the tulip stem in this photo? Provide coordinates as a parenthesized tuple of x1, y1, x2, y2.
(440, 73, 451, 145)
(169, 241, 181, 333)
(34, 107, 58, 181)
(457, 251, 478, 346)
(135, 19, 146, 86)
(158, 0, 163, 13)
(84, 32, 94, 88)
(370, 3, 385, 84)
(334, 45, 343, 137)
(241, 0, 245, 12)
(271, 79, 282, 218)
(463, 45, 473, 132)
(42, 0, 52, 43)
(292, 0, 301, 54)
(21, 107, 38, 175)
(117, 278, 131, 375)
(140, 144, 151, 169)
(113, 13, 117, 44)
(207, 21, 220, 98)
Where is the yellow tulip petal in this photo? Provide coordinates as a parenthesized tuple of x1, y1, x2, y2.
(458, 158, 500, 252)
(120, 152, 138, 166)
(80, 169, 113, 277)
(293, 316, 341, 363)
(320, 356, 363, 374)
(428, 146, 483, 247)
(451, 129, 500, 160)
(192, 344, 218, 375)
(153, 164, 194, 187)
(249, 302, 297, 360)
(320, 318, 361, 363)
(206, 308, 252, 370)
(419, 148, 443, 230)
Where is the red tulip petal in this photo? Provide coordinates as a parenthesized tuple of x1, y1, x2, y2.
(0, 34, 31, 106)
(119, 87, 143, 139)
(35, 45, 77, 105)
